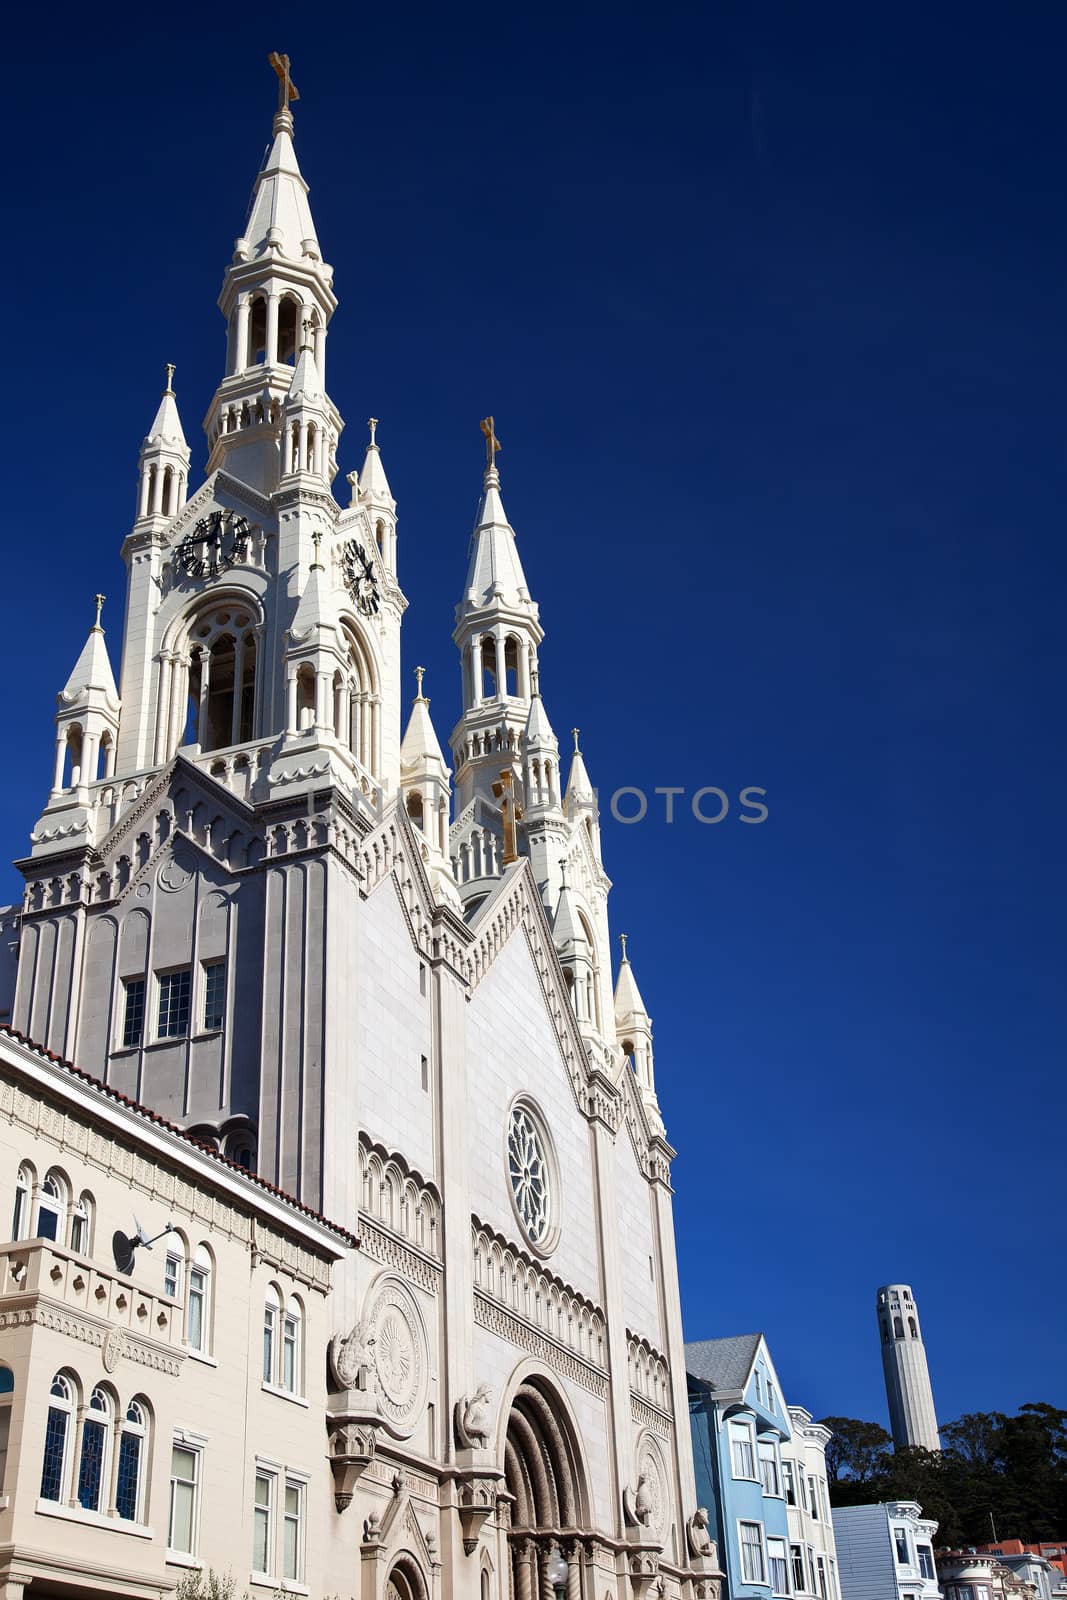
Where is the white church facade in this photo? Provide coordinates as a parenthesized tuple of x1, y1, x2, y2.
(0, 61, 722, 1600)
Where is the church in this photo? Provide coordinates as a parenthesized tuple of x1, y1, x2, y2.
(0, 61, 722, 1600)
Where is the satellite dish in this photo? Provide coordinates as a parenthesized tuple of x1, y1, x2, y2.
(111, 1216, 175, 1277)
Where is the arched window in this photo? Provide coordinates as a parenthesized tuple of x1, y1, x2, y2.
(281, 1297, 302, 1394)
(295, 664, 315, 731)
(11, 1162, 32, 1240)
(0, 1366, 13, 1491)
(908, 1317, 918, 1339)
(78, 1386, 112, 1510)
(338, 620, 380, 778)
(278, 295, 300, 365)
(41, 1372, 75, 1502)
(248, 295, 267, 365)
(116, 1399, 148, 1521)
(893, 1315, 904, 1339)
(263, 1285, 280, 1383)
(407, 791, 424, 828)
(503, 635, 519, 696)
(881, 1319, 890, 1344)
(481, 1569, 491, 1600)
(481, 637, 499, 699)
(177, 606, 259, 755)
(225, 1130, 256, 1171)
(186, 1245, 212, 1353)
(69, 1192, 93, 1255)
(62, 725, 84, 790)
(37, 1170, 67, 1243)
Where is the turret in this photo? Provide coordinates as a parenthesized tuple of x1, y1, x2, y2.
(450, 422, 544, 813)
(135, 365, 190, 526)
(350, 419, 398, 578)
(614, 934, 661, 1126)
(553, 863, 598, 1036)
(400, 670, 460, 908)
(49, 596, 121, 803)
(565, 727, 602, 860)
(278, 319, 339, 488)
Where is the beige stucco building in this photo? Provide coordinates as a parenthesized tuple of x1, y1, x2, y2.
(0, 58, 722, 1600)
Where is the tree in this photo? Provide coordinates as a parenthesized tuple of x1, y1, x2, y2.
(818, 1417, 892, 1484)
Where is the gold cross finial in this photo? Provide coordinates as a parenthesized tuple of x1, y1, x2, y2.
(268, 52, 300, 112)
(164, 363, 175, 395)
(414, 666, 426, 700)
(368, 418, 378, 446)
(480, 416, 501, 468)
(492, 768, 524, 864)
(93, 594, 106, 630)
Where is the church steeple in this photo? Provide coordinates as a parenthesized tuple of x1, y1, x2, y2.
(204, 56, 339, 496)
(49, 596, 121, 801)
(614, 933, 659, 1117)
(450, 421, 544, 813)
(400, 669, 460, 908)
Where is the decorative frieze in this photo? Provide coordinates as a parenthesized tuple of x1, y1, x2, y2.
(473, 1295, 608, 1400)
(472, 1218, 606, 1371)
(358, 1215, 442, 1296)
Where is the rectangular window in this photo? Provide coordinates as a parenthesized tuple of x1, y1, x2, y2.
(759, 1440, 782, 1496)
(957, 1586, 975, 1600)
(730, 1419, 758, 1479)
(253, 1471, 274, 1576)
(767, 1378, 776, 1413)
(158, 969, 192, 1039)
(791, 1545, 806, 1593)
(169, 1444, 199, 1554)
(975, 1587, 989, 1600)
(783, 1459, 797, 1506)
(895, 1532, 909, 1564)
(819, 1478, 830, 1521)
(817, 1556, 829, 1600)
(283, 1479, 304, 1581)
(809, 1476, 821, 1521)
(806, 1547, 817, 1592)
(829, 1559, 839, 1600)
(187, 1264, 207, 1350)
(77, 1416, 106, 1510)
(122, 977, 146, 1048)
(740, 1522, 768, 1586)
(919, 1550, 936, 1581)
(755, 1371, 764, 1404)
(421, 1054, 429, 1091)
(164, 1252, 182, 1299)
(69, 1205, 88, 1254)
(769, 1538, 791, 1595)
(203, 960, 226, 1031)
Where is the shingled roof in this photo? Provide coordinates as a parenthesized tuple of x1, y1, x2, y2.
(686, 1333, 763, 1394)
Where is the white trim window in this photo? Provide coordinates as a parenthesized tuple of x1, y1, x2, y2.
(791, 1544, 807, 1594)
(202, 959, 227, 1031)
(282, 1478, 305, 1582)
(253, 1469, 275, 1576)
(37, 1170, 66, 1242)
(759, 1438, 782, 1496)
(281, 1304, 300, 1394)
(755, 1371, 764, 1404)
(782, 1458, 797, 1506)
(918, 1549, 936, 1581)
(730, 1418, 759, 1479)
(186, 1246, 211, 1352)
(116, 1400, 147, 1522)
(77, 1385, 112, 1511)
(816, 1556, 831, 1600)
(263, 1288, 279, 1383)
(767, 1377, 777, 1413)
(164, 1250, 182, 1300)
(11, 1163, 31, 1241)
(894, 1529, 910, 1564)
(168, 1439, 201, 1555)
(262, 1289, 303, 1396)
(768, 1537, 791, 1596)
(829, 1558, 840, 1600)
(40, 1372, 74, 1502)
(808, 1474, 821, 1522)
(740, 1521, 768, 1585)
(69, 1193, 92, 1254)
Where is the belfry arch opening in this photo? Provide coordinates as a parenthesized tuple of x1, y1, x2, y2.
(504, 1377, 588, 1600)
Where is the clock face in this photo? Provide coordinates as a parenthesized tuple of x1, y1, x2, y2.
(342, 540, 380, 616)
(173, 510, 252, 579)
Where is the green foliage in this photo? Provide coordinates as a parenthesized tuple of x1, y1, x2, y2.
(820, 1405, 1067, 1546)
(173, 1574, 243, 1600)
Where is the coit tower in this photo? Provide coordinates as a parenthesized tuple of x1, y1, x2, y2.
(877, 1284, 941, 1452)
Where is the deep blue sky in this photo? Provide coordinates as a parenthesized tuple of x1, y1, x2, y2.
(5, 4, 1065, 1431)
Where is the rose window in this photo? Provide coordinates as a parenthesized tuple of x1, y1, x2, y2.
(508, 1105, 551, 1245)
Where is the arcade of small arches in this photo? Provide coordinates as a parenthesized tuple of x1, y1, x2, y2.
(462, 632, 538, 708)
(54, 722, 116, 792)
(406, 787, 449, 858)
(881, 1314, 919, 1342)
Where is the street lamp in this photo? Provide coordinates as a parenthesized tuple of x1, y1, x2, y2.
(546, 1549, 569, 1600)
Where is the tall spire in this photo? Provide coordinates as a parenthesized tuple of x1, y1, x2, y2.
(205, 56, 338, 495)
(400, 670, 460, 909)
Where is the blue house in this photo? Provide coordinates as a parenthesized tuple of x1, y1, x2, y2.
(687, 1335, 794, 1600)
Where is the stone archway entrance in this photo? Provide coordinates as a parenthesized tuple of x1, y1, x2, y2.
(504, 1377, 587, 1600)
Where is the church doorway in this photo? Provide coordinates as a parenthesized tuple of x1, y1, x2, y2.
(504, 1377, 587, 1600)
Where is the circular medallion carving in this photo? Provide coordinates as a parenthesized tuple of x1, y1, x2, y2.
(368, 1279, 426, 1435)
(639, 1441, 667, 1539)
(102, 1326, 127, 1373)
(158, 859, 193, 894)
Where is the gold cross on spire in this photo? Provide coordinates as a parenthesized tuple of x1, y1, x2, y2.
(480, 416, 502, 468)
(268, 52, 300, 112)
(492, 769, 524, 865)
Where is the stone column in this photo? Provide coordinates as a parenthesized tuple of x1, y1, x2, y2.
(234, 296, 250, 373)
